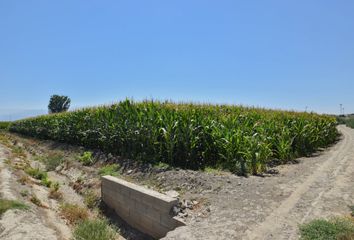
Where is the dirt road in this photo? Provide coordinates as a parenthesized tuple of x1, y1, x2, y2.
(164, 125, 354, 239)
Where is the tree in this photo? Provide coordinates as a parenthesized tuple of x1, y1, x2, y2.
(48, 95, 71, 114)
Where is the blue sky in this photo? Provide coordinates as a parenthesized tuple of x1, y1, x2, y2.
(1, 0, 354, 120)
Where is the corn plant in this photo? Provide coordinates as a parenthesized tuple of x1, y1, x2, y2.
(9, 99, 338, 175)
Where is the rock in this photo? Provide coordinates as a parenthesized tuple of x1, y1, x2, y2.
(172, 206, 181, 215)
(55, 165, 63, 172)
(178, 212, 188, 218)
(192, 200, 199, 205)
(127, 170, 133, 174)
(165, 190, 180, 199)
(183, 200, 193, 209)
(267, 169, 279, 175)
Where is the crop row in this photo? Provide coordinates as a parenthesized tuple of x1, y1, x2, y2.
(9, 100, 338, 175)
(0, 122, 10, 130)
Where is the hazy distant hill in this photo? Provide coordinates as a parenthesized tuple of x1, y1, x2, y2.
(0, 109, 46, 121)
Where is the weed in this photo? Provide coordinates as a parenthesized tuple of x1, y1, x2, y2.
(30, 194, 42, 207)
(60, 203, 89, 225)
(18, 175, 30, 185)
(300, 218, 354, 240)
(155, 162, 170, 170)
(41, 178, 52, 188)
(43, 153, 64, 171)
(25, 167, 52, 187)
(48, 182, 62, 200)
(12, 146, 25, 157)
(20, 189, 29, 197)
(79, 152, 94, 166)
(4, 159, 11, 165)
(25, 167, 47, 180)
(84, 190, 99, 209)
(49, 189, 63, 200)
(13, 162, 26, 170)
(33, 155, 45, 162)
(77, 176, 84, 184)
(0, 199, 28, 215)
(52, 182, 60, 191)
(0, 134, 10, 146)
(72, 219, 116, 240)
(98, 164, 120, 176)
(350, 206, 354, 217)
(203, 166, 223, 175)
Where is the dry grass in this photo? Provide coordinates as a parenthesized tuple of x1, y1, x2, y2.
(0, 199, 28, 215)
(83, 190, 99, 209)
(60, 203, 89, 225)
(48, 188, 63, 200)
(30, 194, 42, 207)
(18, 175, 30, 185)
(11, 146, 26, 158)
(48, 182, 63, 200)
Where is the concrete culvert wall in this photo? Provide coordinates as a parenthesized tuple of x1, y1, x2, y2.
(101, 176, 185, 239)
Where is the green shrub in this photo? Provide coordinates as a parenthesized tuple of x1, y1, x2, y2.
(346, 119, 354, 129)
(300, 218, 354, 240)
(98, 164, 120, 176)
(72, 219, 116, 240)
(0, 199, 28, 215)
(79, 152, 94, 166)
(337, 115, 354, 129)
(9, 100, 338, 175)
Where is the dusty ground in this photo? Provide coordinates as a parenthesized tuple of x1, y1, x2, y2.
(0, 134, 146, 240)
(0, 145, 71, 240)
(0, 125, 353, 240)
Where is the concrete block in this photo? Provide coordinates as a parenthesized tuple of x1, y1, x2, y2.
(101, 175, 185, 239)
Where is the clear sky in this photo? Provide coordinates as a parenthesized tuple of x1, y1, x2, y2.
(1, 0, 354, 120)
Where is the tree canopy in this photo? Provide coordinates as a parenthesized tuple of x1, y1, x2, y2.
(48, 95, 71, 114)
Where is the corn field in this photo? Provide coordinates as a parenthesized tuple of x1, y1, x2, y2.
(9, 100, 338, 175)
(0, 121, 10, 130)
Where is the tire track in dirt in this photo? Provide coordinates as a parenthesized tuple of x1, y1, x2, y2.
(245, 125, 354, 239)
(0, 156, 16, 200)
